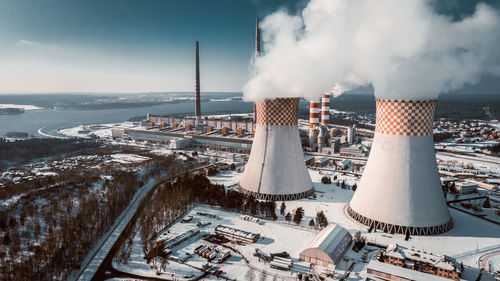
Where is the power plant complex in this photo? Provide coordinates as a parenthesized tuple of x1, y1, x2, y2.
(112, 19, 456, 237)
(70, 16, 500, 281)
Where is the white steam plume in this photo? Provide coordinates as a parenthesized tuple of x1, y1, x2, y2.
(244, 0, 500, 101)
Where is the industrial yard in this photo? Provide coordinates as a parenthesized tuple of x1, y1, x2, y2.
(105, 166, 499, 281)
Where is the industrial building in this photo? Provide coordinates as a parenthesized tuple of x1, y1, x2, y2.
(112, 123, 253, 153)
(374, 244, 461, 281)
(214, 225, 260, 244)
(455, 181, 478, 194)
(299, 224, 352, 267)
(367, 260, 455, 281)
(238, 97, 315, 201)
(339, 145, 368, 158)
(348, 99, 453, 235)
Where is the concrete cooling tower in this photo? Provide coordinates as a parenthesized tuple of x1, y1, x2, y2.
(239, 97, 315, 201)
(348, 99, 453, 235)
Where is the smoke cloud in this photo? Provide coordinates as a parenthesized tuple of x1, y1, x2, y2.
(244, 0, 500, 101)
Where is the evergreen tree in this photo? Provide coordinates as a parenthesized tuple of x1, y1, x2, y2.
(308, 219, 315, 227)
(285, 212, 291, 222)
(352, 183, 357, 191)
(316, 211, 328, 228)
(280, 202, 286, 216)
(293, 207, 304, 224)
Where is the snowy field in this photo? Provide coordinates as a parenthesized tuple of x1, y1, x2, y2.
(436, 151, 500, 176)
(109, 153, 150, 164)
(207, 168, 244, 187)
(58, 123, 116, 139)
(114, 168, 500, 280)
(0, 103, 43, 110)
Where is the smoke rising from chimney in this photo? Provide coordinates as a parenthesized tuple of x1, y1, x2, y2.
(243, 0, 500, 101)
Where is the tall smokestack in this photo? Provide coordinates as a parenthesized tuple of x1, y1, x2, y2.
(348, 99, 452, 235)
(195, 41, 201, 118)
(253, 19, 261, 124)
(321, 93, 330, 125)
(240, 98, 315, 200)
(255, 18, 261, 55)
(309, 100, 320, 149)
(309, 100, 320, 128)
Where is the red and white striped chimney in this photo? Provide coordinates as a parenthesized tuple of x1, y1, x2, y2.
(309, 100, 320, 128)
(321, 93, 330, 125)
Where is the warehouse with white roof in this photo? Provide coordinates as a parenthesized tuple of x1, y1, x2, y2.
(299, 224, 352, 267)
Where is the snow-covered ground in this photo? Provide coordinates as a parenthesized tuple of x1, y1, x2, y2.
(207, 169, 244, 187)
(110, 153, 150, 164)
(70, 177, 160, 281)
(436, 151, 500, 175)
(116, 168, 500, 280)
(58, 123, 116, 139)
(0, 103, 43, 110)
(489, 255, 500, 274)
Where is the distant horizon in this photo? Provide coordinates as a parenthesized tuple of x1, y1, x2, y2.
(0, 0, 499, 96)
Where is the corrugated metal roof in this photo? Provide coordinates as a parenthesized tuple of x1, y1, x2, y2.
(302, 224, 352, 263)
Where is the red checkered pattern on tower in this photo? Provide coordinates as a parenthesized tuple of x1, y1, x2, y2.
(256, 98, 299, 126)
(375, 99, 436, 136)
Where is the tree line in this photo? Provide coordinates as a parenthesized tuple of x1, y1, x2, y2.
(0, 138, 100, 171)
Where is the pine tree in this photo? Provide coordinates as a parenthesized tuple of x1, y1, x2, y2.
(285, 212, 291, 222)
(316, 211, 328, 228)
(293, 207, 304, 224)
(280, 202, 286, 216)
(308, 219, 315, 227)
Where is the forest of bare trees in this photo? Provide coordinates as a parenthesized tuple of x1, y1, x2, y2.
(0, 152, 177, 281)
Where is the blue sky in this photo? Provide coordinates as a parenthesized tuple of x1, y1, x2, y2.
(0, 0, 498, 94)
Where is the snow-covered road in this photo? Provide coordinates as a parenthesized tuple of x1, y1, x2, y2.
(71, 177, 159, 281)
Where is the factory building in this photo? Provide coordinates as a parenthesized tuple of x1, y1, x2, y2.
(373, 244, 461, 281)
(214, 225, 260, 244)
(348, 99, 453, 235)
(367, 260, 456, 281)
(339, 145, 367, 158)
(239, 98, 315, 201)
(299, 224, 352, 267)
(454, 181, 478, 194)
(347, 125, 356, 144)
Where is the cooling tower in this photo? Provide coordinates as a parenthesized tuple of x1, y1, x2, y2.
(348, 99, 452, 235)
(239, 98, 315, 201)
